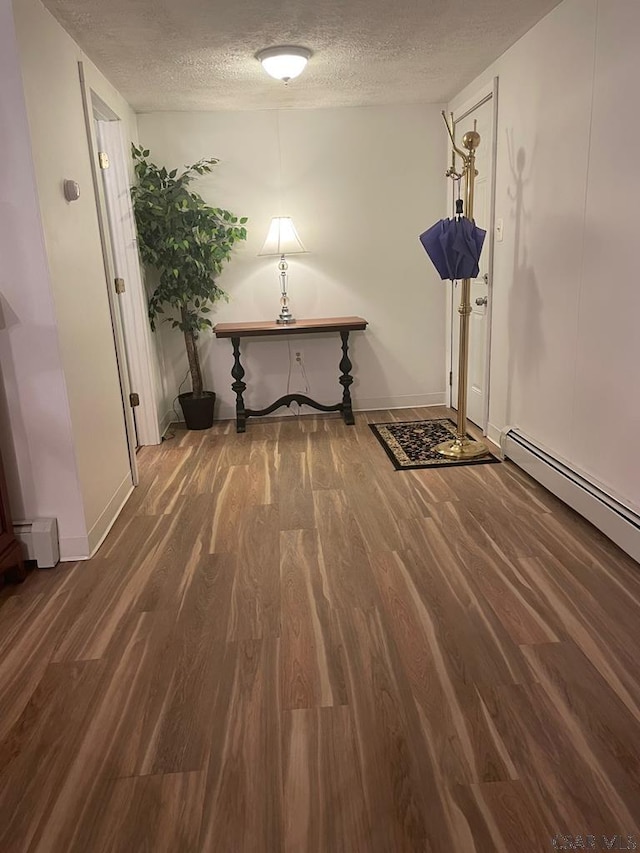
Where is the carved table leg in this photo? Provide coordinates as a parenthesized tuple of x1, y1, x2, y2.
(339, 330, 355, 425)
(231, 336, 247, 433)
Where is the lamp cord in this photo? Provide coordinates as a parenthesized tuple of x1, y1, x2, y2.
(286, 339, 293, 396)
(286, 340, 311, 418)
(300, 360, 310, 395)
(163, 369, 191, 441)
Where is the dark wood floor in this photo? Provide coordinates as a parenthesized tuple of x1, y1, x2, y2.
(1, 407, 639, 852)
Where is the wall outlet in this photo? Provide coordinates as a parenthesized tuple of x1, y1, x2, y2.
(295, 350, 303, 363)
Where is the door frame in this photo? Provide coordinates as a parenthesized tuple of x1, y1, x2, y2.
(78, 61, 138, 484)
(444, 77, 499, 434)
(78, 63, 161, 464)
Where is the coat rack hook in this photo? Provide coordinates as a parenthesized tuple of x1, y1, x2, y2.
(442, 110, 467, 165)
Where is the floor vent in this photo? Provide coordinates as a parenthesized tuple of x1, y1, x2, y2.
(13, 518, 59, 568)
(500, 428, 640, 564)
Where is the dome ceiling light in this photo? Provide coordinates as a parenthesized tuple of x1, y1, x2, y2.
(256, 46, 312, 83)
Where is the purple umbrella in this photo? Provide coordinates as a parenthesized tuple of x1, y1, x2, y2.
(419, 215, 486, 281)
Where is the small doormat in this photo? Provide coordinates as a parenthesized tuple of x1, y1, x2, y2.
(369, 418, 501, 471)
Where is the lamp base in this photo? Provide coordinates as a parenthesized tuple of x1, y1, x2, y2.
(434, 437, 489, 460)
(276, 305, 295, 324)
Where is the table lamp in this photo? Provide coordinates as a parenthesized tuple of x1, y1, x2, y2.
(259, 216, 307, 324)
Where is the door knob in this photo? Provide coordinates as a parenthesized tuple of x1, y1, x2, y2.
(475, 296, 488, 306)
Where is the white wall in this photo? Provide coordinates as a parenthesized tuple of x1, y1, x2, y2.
(137, 105, 448, 421)
(0, 0, 87, 554)
(451, 0, 640, 513)
(10, 0, 140, 557)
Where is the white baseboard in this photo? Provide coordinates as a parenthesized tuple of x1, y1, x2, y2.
(487, 422, 502, 447)
(354, 393, 447, 411)
(86, 471, 134, 557)
(58, 473, 134, 562)
(502, 428, 640, 564)
(59, 535, 91, 562)
(160, 408, 176, 437)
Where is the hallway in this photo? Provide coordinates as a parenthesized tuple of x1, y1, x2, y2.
(0, 408, 639, 852)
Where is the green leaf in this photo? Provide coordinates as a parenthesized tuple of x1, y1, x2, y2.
(130, 146, 248, 355)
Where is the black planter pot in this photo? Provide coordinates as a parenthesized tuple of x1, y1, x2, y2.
(178, 391, 216, 430)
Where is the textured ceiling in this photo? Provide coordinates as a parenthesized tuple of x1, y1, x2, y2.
(42, 0, 562, 111)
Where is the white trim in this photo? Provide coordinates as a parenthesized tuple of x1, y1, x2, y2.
(445, 280, 455, 409)
(78, 61, 139, 485)
(483, 434, 502, 456)
(160, 408, 175, 437)
(60, 471, 134, 562)
(96, 119, 162, 446)
(60, 470, 133, 562)
(354, 393, 447, 410)
(449, 80, 496, 120)
(87, 471, 134, 555)
(502, 428, 640, 564)
(486, 421, 503, 447)
(90, 91, 119, 122)
(476, 76, 499, 434)
(59, 537, 91, 562)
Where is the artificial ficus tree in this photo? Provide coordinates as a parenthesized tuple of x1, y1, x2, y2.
(131, 145, 247, 396)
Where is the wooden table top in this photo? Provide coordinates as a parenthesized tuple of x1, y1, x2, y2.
(214, 316, 368, 338)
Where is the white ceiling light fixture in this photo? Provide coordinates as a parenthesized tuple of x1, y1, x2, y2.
(256, 46, 312, 83)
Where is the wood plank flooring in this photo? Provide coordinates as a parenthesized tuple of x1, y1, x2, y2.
(1, 406, 639, 852)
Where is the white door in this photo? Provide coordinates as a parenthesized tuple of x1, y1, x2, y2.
(95, 119, 161, 448)
(78, 64, 139, 485)
(450, 95, 494, 429)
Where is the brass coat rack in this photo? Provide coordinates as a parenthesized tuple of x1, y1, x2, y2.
(435, 111, 489, 460)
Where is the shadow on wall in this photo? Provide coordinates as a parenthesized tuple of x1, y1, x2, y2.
(505, 131, 544, 425)
(0, 340, 32, 519)
(0, 296, 72, 521)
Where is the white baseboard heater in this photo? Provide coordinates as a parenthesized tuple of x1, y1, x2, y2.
(500, 428, 640, 565)
(13, 518, 60, 568)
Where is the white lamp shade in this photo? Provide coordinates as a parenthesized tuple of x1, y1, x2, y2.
(257, 47, 311, 81)
(259, 217, 307, 256)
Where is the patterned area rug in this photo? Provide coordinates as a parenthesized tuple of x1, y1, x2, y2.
(369, 418, 501, 470)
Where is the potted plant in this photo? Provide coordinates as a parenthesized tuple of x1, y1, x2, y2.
(131, 145, 247, 429)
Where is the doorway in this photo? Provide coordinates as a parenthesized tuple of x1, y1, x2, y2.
(447, 80, 498, 431)
(78, 61, 161, 491)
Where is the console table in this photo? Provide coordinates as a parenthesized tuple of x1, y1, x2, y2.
(214, 316, 368, 433)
